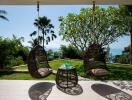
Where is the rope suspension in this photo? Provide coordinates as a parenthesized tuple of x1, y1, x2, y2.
(37, 0, 39, 13)
(27, 0, 52, 78)
(92, 0, 95, 26)
(93, 0, 95, 14)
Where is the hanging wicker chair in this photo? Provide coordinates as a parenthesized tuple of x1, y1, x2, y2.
(28, 45, 52, 78)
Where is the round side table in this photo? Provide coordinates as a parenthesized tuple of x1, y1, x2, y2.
(56, 66, 78, 89)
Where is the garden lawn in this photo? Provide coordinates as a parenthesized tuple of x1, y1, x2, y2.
(16, 59, 83, 70)
(0, 59, 132, 80)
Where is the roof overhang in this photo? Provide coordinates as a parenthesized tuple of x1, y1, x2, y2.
(0, 0, 132, 5)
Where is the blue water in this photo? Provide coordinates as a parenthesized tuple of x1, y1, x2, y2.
(47, 48, 123, 56)
(46, 48, 59, 52)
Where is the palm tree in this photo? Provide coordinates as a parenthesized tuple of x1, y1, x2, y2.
(28, 38, 39, 48)
(29, 31, 43, 48)
(34, 16, 57, 48)
(0, 10, 8, 21)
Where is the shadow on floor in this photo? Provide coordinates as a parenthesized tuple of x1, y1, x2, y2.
(91, 83, 132, 100)
(57, 84, 83, 95)
(28, 82, 55, 100)
(112, 81, 132, 91)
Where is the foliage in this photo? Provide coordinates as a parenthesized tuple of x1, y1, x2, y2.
(59, 6, 129, 53)
(9, 56, 24, 67)
(113, 45, 130, 64)
(53, 51, 60, 59)
(119, 5, 132, 64)
(59, 6, 130, 72)
(46, 49, 60, 61)
(0, 37, 12, 68)
(0, 35, 29, 68)
(119, 5, 132, 27)
(60, 45, 82, 59)
(16, 47, 29, 62)
(28, 31, 43, 48)
(47, 49, 54, 61)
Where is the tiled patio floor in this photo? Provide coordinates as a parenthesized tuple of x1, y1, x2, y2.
(0, 80, 131, 100)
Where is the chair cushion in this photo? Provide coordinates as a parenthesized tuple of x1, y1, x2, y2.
(38, 68, 52, 77)
(91, 68, 109, 76)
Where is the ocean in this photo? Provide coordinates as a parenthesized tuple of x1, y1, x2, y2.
(47, 48, 123, 56)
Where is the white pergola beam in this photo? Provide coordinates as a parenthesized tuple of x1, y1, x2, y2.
(0, 0, 132, 5)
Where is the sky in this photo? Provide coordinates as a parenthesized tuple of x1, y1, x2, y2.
(0, 5, 130, 55)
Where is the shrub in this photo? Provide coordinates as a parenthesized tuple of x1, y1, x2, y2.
(76, 64, 85, 77)
(9, 56, 24, 67)
(0, 36, 28, 69)
(60, 45, 82, 59)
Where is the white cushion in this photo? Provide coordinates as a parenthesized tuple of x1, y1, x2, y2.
(91, 68, 109, 76)
(38, 68, 52, 76)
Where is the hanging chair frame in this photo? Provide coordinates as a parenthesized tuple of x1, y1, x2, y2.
(28, 1, 52, 78)
(28, 45, 52, 78)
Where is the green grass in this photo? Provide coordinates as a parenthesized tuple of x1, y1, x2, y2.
(16, 65, 28, 70)
(50, 59, 85, 76)
(49, 59, 83, 69)
(1, 59, 132, 80)
(0, 59, 83, 80)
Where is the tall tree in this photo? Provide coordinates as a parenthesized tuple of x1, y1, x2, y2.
(34, 16, 57, 48)
(119, 5, 132, 64)
(0, 10, 8, 21)
(59, 6, 129, 74)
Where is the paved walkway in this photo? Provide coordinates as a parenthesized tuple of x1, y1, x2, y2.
(0, 80, 131, 100)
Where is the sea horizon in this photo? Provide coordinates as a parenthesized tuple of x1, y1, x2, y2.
(46, 47, 123, 56)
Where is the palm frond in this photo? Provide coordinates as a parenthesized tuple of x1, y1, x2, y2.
(28, 41, 33, 44)
(33, 16, 57, 44)
(47, 36, 50, 42)
(30, 31, 37, 37)
(51, 30, 54, 33)
(46, 40, 48, 45)
(0, 10, 7, 14)
(51, 34, 57, 40)
(0, 15, 8, 21)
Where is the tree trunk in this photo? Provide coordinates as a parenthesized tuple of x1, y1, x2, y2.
(42, 33, 44, 48)
(130, 28, 132, 64)
(0, 64, 4, 69)
(83, 51, 90, 75)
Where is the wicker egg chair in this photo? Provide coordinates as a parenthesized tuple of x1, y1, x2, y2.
(28, 45, 52, 78)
